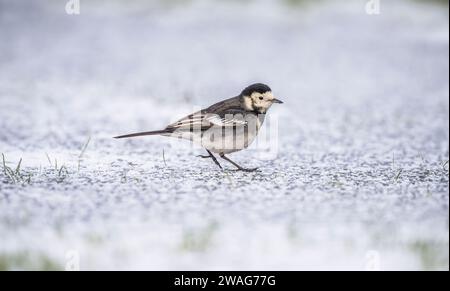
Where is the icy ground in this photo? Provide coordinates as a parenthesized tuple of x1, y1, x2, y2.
(0, 0, 448, 270)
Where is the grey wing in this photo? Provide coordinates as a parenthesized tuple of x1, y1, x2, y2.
(166, 109, 248, 132)
(165, 96, 247, 132)
(165, 110, 211, 132)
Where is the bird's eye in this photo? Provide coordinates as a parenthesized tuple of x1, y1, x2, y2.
(259, 96, 264, 100)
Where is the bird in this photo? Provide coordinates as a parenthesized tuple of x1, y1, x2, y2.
(114, 83, 283, 172)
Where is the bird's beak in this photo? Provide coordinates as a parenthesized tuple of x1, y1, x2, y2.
(272, 98, 284, 104)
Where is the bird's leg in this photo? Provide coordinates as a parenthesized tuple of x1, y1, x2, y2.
(197, 149, 223, 170)
(219, 154, 258, 172)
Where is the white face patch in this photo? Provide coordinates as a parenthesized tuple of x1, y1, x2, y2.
(242, 91, 277, 113)
(250, 91, 275, 113)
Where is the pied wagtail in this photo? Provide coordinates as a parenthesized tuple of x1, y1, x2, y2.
(115, 83, 283, 171)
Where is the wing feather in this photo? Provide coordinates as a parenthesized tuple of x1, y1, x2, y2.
(166, 111, 248, 132)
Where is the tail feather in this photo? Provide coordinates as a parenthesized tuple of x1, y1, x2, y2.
(114, 129, 171, 139)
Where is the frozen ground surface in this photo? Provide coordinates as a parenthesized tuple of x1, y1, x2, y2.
(0, 0, 448, 270)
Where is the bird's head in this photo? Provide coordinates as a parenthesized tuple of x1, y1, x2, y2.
(241, 83, 283, 114)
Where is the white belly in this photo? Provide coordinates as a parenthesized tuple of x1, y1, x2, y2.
(199, 125, 260, 154)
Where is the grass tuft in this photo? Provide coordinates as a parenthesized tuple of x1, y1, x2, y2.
(162, 148, 167, 167)
(78, 136, 91, 172)
(442, 160, 449, 171)
(394, 168, 403, 182)
(1, 154, 32, 184)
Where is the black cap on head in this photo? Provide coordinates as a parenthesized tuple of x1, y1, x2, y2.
(241, 83, 271, 96)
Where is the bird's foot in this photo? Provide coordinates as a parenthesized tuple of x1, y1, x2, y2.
(198, 151, 224, 170)
(196, 155, 211, 159)
(232, 167, 259, 172)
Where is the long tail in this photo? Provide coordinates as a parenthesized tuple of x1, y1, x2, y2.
(114, 129, 171, 139)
